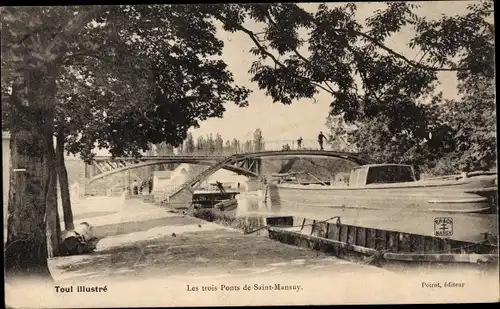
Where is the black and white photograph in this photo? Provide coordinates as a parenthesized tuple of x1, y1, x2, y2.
(2, 1, 498, 307)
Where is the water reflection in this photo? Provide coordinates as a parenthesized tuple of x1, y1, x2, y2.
(230, 190, 498, 244)
(235, 191, 266, 216)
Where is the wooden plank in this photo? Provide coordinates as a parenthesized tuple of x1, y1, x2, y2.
(431, 237, 443, 253)
(399, 233, 411, 252)
(317, 222, 328, 238)
(329, 223, 341, 241)
(340, 225, 349, 243)
(347, 226, 357, 245)
(451, 240, 469, 254)
(442, 238, 453, 253)
(356, 227, 367, 247)
(366, 228, 377, 249)
(327, 223, 339, 241)
(410, 234, 426, 253)
(384, 253, 498, 264)
(267, 226, 378, 256)
(423, 236, 435, 253)
(387, 232, 399, 252)
(375, 230, 387, 250)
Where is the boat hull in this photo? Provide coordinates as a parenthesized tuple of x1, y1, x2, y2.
(273, 175, 497, 214)
(214, 199, 238, 211)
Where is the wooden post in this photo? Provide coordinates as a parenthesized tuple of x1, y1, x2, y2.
(347, 226, 357, 245)
(387, 232, 399, 252)
(356, 227, 367, 247)
(366, 229, 377, 249)
(375, 230, 387, 250)
(340, 225, 349, 243)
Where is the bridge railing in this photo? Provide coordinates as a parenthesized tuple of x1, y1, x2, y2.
(258, 139, 337, 152)
(146, 140, 342, 157)
(92, 140, 351, 161)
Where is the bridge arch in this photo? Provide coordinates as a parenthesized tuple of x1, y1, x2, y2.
(87, 159, 257, 185)
(87, 150, 372, 185)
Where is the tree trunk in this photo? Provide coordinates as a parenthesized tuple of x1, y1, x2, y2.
(4, 129, 54, 281)
(55, 131, 74, 230)
(45, 136, 61, 258)
(4, 64, 58, 282)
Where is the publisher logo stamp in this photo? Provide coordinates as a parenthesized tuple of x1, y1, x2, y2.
(434, 217, 453, 237)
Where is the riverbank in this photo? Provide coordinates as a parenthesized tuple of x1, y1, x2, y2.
(47, 197, 387, 281)
(6, 195, 499, 307)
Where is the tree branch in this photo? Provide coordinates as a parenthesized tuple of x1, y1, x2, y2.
(46, 7, 104, 62)
(261, 11, 338, 94)
(344, 28, 464, 72)
(217, 16, 337, 96)
(260, 8, 464, 73)
(63, 51, 153, 76)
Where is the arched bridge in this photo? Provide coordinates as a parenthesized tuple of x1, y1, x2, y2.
(87, 155, 258, 184)
(86, 150, 372, 184)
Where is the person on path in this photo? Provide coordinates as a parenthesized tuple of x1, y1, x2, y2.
(318, 131, 326, 150)
(148, 178, 153, 194)
(297, 137, 303, 149)
(132, 180, 139, 195)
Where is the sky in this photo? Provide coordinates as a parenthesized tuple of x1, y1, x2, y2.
(188, 1, 473, 144)
(86, 2, 476, 156)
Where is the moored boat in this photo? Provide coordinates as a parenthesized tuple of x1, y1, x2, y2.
(271, 164, 497, 214)
(190, 181, 240, 209)
(214, 199, 238, 211)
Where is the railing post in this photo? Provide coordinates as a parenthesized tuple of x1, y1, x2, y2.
(85, 163, 91, 179)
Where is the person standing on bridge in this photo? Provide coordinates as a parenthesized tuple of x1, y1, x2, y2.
(318, 131, 326, 150)
(297, 137, 303, 149)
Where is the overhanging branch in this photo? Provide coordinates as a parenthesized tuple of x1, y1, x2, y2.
(213, 12, 337, 96)
(261, 11, 339, 94)
(255, 8, 465, 73)
(343, 28, 464, 72)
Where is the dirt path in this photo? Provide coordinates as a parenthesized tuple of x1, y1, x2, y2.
(49, 197, 391, 283)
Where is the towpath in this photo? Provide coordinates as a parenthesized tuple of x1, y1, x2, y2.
(49, 195, 389, 282)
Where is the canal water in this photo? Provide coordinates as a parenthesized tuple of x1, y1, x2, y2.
(231, 191, 498, 244)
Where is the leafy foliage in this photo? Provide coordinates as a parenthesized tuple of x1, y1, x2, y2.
(206, 2, 495, 174)
(183, 133, 196, 153)
(172, 130, 266, 155)
(433, 75, 496, 173)
(2, 5, 251, 163)
(253, 128, 264, 151)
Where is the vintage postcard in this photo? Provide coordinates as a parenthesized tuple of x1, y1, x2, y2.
(3, 2, 498, 307)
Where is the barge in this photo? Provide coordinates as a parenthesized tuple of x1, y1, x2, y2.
(273, 164, 497, 214)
